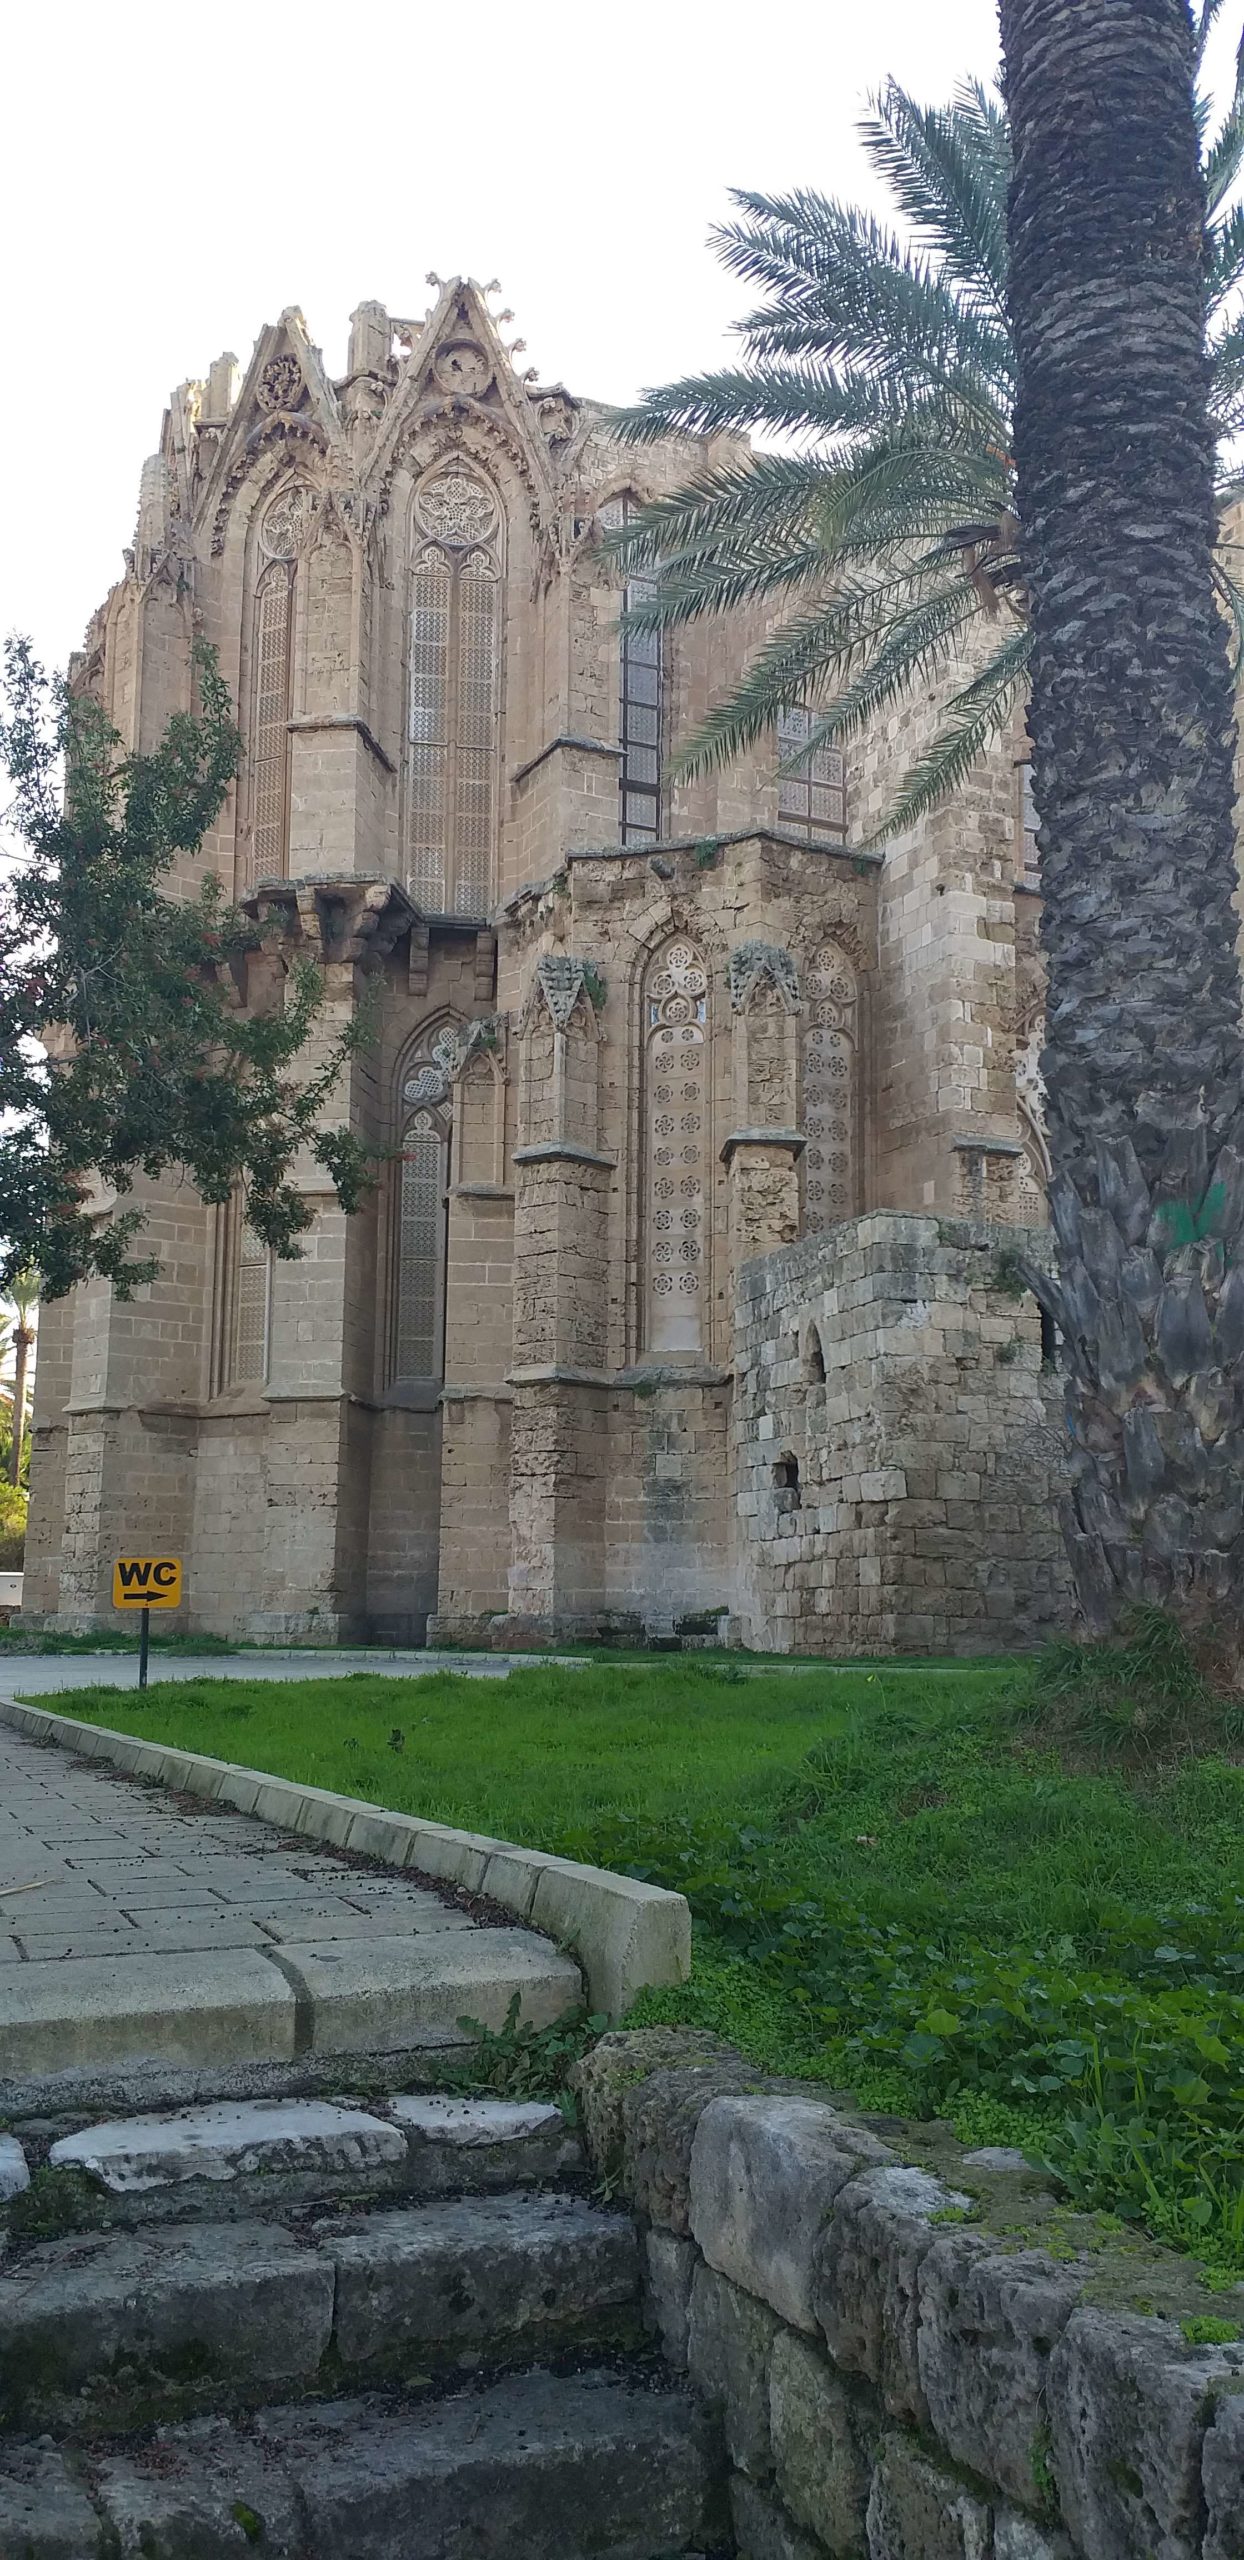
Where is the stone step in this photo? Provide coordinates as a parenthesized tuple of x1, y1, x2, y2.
(0, 2190, 644, 2433)
(9, 2091, 582, 2226)
(0, 2365, 724, 2558)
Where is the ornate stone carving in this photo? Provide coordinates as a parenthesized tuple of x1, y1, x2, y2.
(259, 483, 312, 559)
(403, 1025, 462, 1110)
(433, 340, 493, 399)
(256, 354, 306, 413)
(729, 942, 802, 1015)
(534, 392, 576, 445)
(415, 460, 497, 547)
(528, 954, 594, 1031)
(645, 940, 709, 1351)
(803, 944, 859, 1232)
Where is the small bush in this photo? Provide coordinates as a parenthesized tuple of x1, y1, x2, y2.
(0, 1482, 26, 1572)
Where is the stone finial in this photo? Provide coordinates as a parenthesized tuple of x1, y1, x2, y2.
(202, 353, 240, 427)
(729, 943, 802, 1014)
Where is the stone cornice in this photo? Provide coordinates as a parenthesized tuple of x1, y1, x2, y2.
(511, 733, 622, 787)
(287, 713, 396, 775)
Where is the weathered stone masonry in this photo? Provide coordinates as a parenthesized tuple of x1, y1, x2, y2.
(577, 2029, 1244, 2560)
(22, 281, 1066, 1653)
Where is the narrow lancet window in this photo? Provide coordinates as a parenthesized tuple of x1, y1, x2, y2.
(405, 465, 502, 916)
(389, 1025, 458, 1387)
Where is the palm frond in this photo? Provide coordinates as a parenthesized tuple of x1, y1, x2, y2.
(1203, 23, 1244, 216)
(668, 574, 984, 779)
(714, 191, 1012, 388)
(861, 79, 1009, 321)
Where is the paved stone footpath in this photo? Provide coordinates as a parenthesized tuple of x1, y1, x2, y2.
(0, 1726, 580, 2077)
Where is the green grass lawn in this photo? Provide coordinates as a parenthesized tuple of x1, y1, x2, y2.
(44, 1655, 1244, 2275)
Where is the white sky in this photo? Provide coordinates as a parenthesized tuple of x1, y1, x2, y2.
(2, 0, 1008, 678)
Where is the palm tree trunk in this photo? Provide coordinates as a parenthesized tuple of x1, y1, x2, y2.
(1000, 0, 1244, 1639)
(8, 1328, 29, 1487)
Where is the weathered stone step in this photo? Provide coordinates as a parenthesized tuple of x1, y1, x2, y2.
(11, 2092, 581, 2225)
(0, 2191, 643, 2432)
(0, 2366, 723, 2557)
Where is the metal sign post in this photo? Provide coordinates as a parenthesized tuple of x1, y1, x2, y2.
(112, 1558, 183, 1685)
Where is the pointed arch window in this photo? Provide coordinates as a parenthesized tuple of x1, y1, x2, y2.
(644, 940, 709, 1354)
(389, 1025, 459, 1387)
(601, 494, 662, 847)
(777, 707, 846, 843)
(405, 465, 503, 916)
(247, 483, 310, 888)
(211, 1190, 272, 1394)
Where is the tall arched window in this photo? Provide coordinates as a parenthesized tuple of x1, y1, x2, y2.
(390, 1025, 459, 1387)
(777, 707, 846, 842)
(247, 484, 309, 887)
(211, 1191, 271, 1394)
(802, 944, 860, 1232)
(601, 495, 662, 846)
(406, 464, 503, 916)
(644, 940, 709, 1354)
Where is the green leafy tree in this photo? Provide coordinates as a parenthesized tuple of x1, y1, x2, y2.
(609, 4, 1244, 837)
(0, 639, 374, 1302)
(1001, 0, 1244, 1643)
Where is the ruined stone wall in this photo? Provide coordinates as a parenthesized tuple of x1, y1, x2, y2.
(733, 1213, 1072, 1655)
(577, 2029, 1244, 2560)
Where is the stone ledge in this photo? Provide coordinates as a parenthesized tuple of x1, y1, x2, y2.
(575, 2029, 1244, 2560)
(0, 1696, 690, 2021)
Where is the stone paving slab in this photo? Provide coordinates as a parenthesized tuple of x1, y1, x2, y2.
(0, 1724, 582, 2076)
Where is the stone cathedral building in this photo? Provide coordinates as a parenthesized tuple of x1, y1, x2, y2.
(22, 283, 1072, 1654)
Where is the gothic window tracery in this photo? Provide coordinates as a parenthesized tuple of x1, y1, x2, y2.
(405, 464, 503, 916)
(601, 496, 662, 846)
(644, 939, 709, 1354)
(802, 945, 859, 1232)
(390, 1024, 458, 1386)
(777, 707, 847, 842)
(247, 484, 309, 886)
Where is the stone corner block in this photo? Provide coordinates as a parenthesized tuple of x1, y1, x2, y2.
(691, 2093, 893, 2333)
(571, 2027, 739, 2182)
(917, 2230, 1084, 2509)
(1048, 2306, 1244, 2560)
(814, 2163, 970, 2428)
(528, 1858, 690, 2020)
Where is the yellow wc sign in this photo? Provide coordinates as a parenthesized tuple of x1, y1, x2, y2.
(112, 1556, 182, 1609)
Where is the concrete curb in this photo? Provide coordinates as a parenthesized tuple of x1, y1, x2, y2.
(0, 1694, 691, 2019)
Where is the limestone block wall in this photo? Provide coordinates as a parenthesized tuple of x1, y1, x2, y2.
(733, 1213, 1072, 1655)
(577, 2029, 1244, 2560)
